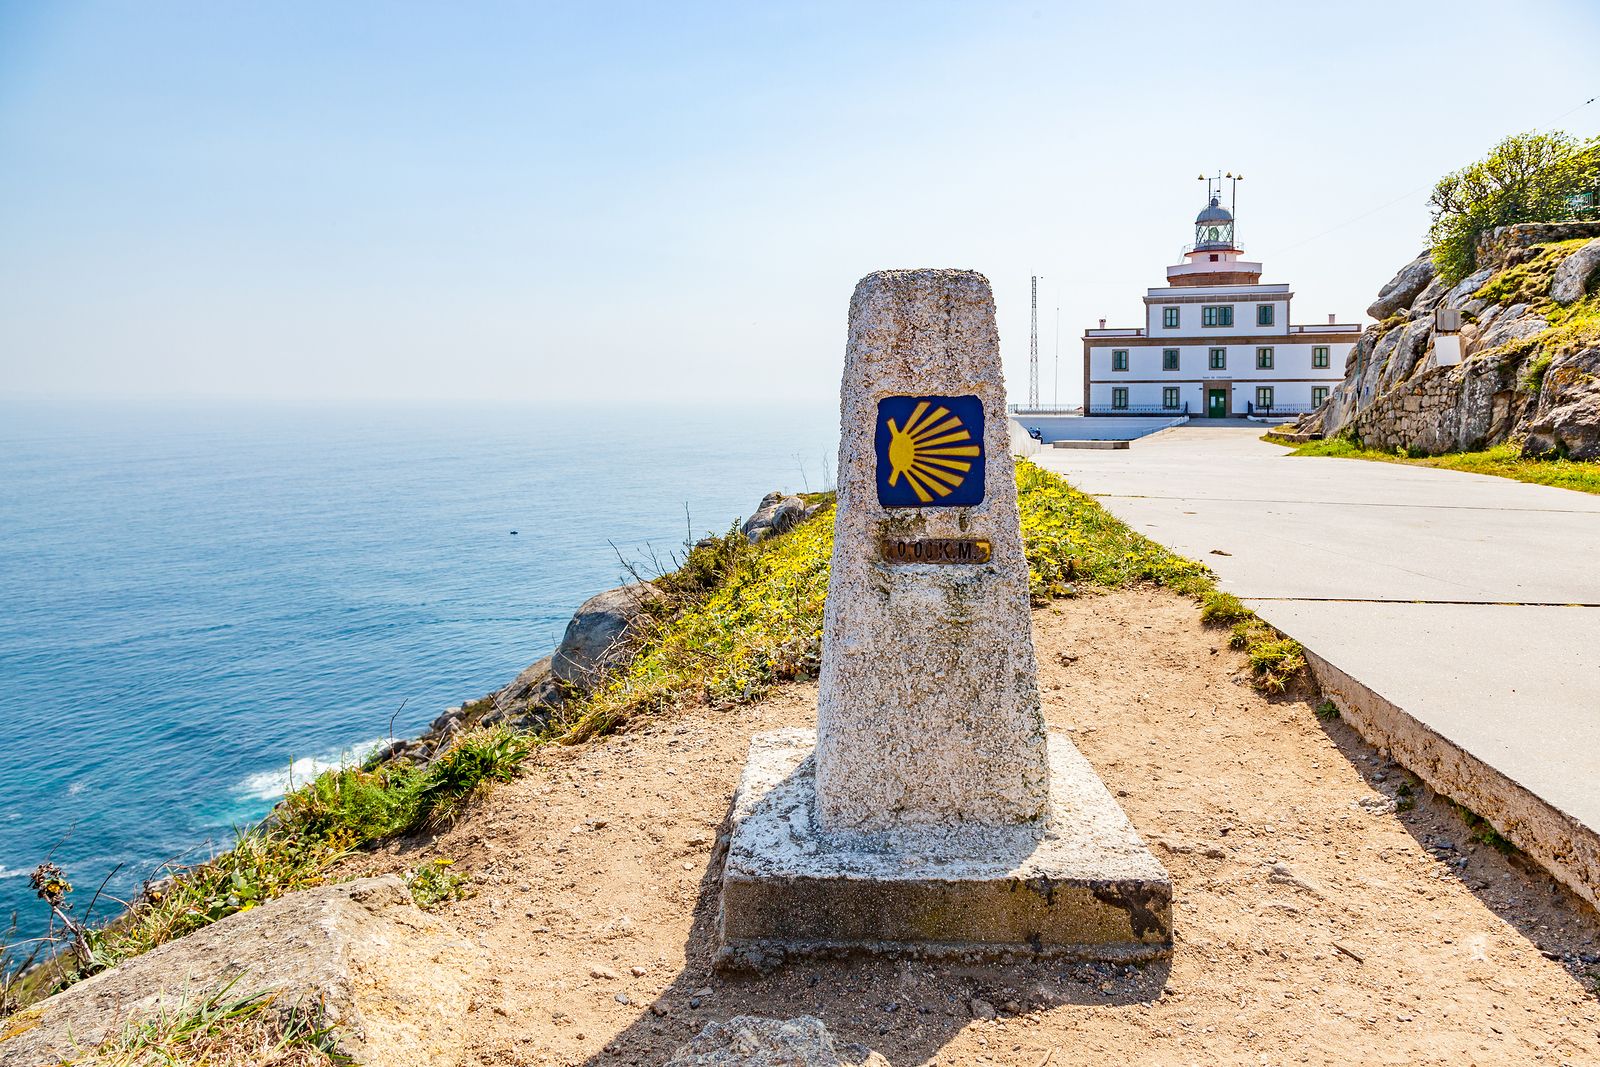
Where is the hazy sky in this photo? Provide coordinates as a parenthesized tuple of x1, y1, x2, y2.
(2, 1, 1597, 407)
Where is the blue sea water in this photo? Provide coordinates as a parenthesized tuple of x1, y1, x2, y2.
(0, 402, 835, 949)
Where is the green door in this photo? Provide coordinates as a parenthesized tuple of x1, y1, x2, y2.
(1207, 389, 1227, 418)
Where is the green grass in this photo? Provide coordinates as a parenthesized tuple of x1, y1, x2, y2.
(1199, 590, 1252, 625)
(1275, 437, 1600, 495)
(68, 979, 346, 1066)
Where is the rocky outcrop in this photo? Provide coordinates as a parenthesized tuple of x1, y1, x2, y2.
(0, 877, 477, 1067)
(1298, 224, 1600, 460)
(741, 492, 807, 543)
(665, 1016, 890, 1066)
(1551, 238, 1600, 305)
(1525, 345, 1600, 457)
(552, 582, 664, 687)
(1365, 254, 1435, 320)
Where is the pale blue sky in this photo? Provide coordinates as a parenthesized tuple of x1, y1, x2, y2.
(2, 1, 1597, 407)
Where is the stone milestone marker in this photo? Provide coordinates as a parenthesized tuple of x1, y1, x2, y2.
(717, 269, 1171, 967)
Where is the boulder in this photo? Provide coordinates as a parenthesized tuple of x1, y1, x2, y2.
(665, 1015, 890, 1066)
(1551, 238, 1600, 306)
(551, 582, 663, 688)
(0, 877, 477, 1067)
(1524, 345, 1600, 460)
(741, 492, 807, 543)
(1366, 254, 1436, 320)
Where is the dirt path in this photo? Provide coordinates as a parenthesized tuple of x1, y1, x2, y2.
(341, 588, 1600, 1066)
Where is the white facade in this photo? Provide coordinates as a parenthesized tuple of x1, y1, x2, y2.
(1083, 198, 1357, 419)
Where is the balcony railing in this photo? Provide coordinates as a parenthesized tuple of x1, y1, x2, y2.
(1245, 402, 1315, 417)
(1006, 404, 1081, 415)
(1090, 403, 1189, 416)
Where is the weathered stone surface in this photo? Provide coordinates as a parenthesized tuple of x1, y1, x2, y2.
(717, 729, 1172, 967)
(815, 269, 1047, 830)
(1366, 253, 1435, 319)
(0, 877, 478, 1067)
(742, 492, 807, 543)
(1551, 238, 1600, 305)
(665, 1015, 889, 1066)
(1475, 304, 1549, 353)
(551, 582, 663, 688)
(1524, 346, 1600, 459)
(1475, 221, 1600, 271)
(1443, 267, 1496, 310)
(499, 654, 559, 706)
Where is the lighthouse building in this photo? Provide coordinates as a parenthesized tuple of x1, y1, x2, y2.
(1083, 191, 1357, 418)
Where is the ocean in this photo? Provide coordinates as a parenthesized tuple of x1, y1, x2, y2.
(0, 402, 836, 949)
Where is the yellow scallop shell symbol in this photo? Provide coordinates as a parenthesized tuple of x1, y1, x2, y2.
(885, 401, 981, 504)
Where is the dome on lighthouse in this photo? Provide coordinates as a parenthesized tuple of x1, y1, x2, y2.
(1195, 197, 1233, 225)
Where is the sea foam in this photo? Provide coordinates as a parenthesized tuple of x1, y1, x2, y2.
(235, 738, 387, 801)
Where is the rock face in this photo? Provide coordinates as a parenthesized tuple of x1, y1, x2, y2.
(1525, 346, 1600, 458)
(1300, 222, 1600, 459)
(551, 582, 664, 688)
(815, 268, 1048, 830)
(1551, 238, 1600, 305)
(0, 877, 478, 1067)
(742, 492, 807, 543)
(664, 1015, 890, 1066)
(1365, 253, 1436, 320)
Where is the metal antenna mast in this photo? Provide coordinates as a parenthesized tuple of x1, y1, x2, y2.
(1028, 275, 1040, 409)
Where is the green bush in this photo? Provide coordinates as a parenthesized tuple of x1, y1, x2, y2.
(1428, 130, 1600, 283)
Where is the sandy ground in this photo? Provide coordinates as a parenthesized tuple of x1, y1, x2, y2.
(342, 588, 1600, 1066)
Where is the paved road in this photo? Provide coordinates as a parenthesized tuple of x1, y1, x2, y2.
(1035, 424, 1600, 887)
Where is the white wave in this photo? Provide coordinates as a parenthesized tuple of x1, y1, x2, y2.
(235, 737, 387, 801)
(0, 864, 26, 881)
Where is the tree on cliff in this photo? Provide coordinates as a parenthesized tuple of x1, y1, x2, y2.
(1428, 130, 1600, 283)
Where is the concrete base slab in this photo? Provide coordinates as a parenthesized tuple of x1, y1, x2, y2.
(716, 729, 1171, 969)
(1053, 439, 1130, 450)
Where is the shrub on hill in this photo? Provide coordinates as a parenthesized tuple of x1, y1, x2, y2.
(1428, 130, 1600, 284)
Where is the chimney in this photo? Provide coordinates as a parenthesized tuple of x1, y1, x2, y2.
(1098, 318, 1106, 328)
(1328, 313, 1336, 325)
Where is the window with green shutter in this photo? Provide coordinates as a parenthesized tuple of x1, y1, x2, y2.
(1312, 386, 1330, 406)
(1163, 349, 1180, 371)
(1209, 347, 1226, 370)
(1162, 387, 1180, 409)
(1162, 307, 1180, 329)
(1255, 386, 1274, 410)
(1313, 346, 1330, 369)
(1256, 347, 1274, 369)
(1112, 349, 1128, 371)
(1257, 304, 1274, 326)
(1112, 387, 1129, 410)
(1202, 305, 1233, 327)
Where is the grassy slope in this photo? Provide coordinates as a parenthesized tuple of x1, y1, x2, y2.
(2, 458, 1299, 1023)
(1271, 437, 1600, 496)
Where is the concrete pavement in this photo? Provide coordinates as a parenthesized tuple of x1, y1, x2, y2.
(1035, 424, 1600, 909)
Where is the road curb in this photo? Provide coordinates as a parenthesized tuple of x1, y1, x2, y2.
(1302, 646, 1600, 915)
